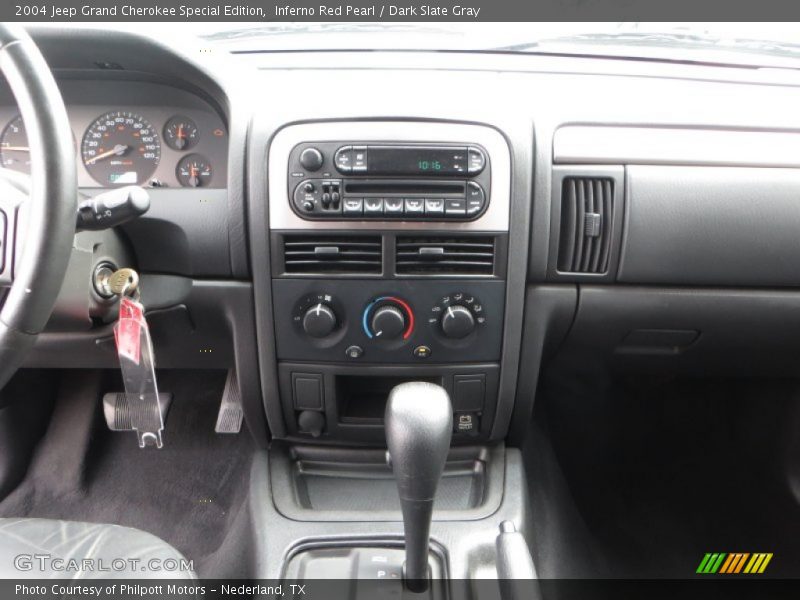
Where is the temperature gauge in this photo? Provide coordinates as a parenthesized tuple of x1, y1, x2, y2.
(177, 154, 212, 187)
(164, 115, 198, 151)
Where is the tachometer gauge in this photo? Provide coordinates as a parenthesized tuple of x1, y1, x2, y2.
(164, 115, 199, 151)
(0, 116, 31, 173)
(82, 111, 161, 186)
(177, 154, 212, 188)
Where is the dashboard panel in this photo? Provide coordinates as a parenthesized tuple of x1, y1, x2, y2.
(0, 79, 228, 189)
(17, 25, 800, 452)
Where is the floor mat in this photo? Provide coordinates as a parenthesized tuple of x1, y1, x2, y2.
(0, 369, 255, 577)
(530, 375, 800, 579)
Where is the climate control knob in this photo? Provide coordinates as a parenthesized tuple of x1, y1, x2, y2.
(370, 306, 406, 340)
(302, 303, 337, 338)
(441, 305, 476, 339)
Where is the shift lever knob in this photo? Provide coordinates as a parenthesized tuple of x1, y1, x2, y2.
(385, 382, 452, 592)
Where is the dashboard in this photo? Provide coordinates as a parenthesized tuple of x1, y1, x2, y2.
(15, 25, 800, 450)
(0, 79, 228, 189)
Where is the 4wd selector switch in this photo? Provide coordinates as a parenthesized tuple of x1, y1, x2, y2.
(441, 305, 476, 339)
(302, 303, 337, 338)
(371, 306, 406, 339)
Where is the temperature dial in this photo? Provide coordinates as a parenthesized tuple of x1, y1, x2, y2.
(363, 296, 415, 341)
(177, 154, 212, 187)
(371, 306, 406, 339)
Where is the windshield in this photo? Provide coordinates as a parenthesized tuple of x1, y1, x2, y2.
(190, 22, 800, 68)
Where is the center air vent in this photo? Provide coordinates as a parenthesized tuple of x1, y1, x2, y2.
(282, 235, 382, 275)
(396, 236, 495, 275)
(557, 177, 615, 274)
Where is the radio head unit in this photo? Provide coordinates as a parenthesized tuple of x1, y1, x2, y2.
(287, 142, 490, 221)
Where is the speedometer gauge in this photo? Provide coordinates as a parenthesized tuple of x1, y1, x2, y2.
(82, 111, 160, 186)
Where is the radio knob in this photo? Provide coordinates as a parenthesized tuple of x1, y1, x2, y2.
(441, 305, 476, 339)
(371, 306, 406, 340)
(302, 303, 337, 338)
(300, 147, 324, 171)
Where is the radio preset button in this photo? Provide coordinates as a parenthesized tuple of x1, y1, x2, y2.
(445, 198, 466, 216)
(343, 198, 363, 215)
(381, 197, 402, 214)
(424, 198, 445, 215)
(334, 146, 353, 173)
(468, 147, 486, 174)
(364, 197, 384, 215)
(404, 198, 425, 215)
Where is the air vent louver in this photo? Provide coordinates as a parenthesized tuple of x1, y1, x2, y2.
(558, 177, 614, 274)
(283, 235, 382, 274)
(396, 236, 495, 275)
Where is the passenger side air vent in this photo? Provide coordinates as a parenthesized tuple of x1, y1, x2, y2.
(282, 235, 382, 274)
(557, 177, 615, 274)
(396, 236, 495, 275)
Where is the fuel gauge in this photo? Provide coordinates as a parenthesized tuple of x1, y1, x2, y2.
(164, 115, 198, 151)
(177, 154, 212, 187)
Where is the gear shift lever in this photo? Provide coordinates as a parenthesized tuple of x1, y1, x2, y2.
(385, 382, 452, 593)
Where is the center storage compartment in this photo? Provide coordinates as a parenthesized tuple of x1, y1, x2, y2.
(336, 375, 442, 423)
(292, 445, 485, 512)
(268, 443, 506, 520)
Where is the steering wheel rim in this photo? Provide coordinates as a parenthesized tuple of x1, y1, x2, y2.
(0, 25, 76, 389)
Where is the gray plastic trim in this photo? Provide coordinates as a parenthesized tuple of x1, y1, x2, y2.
(554, 125, 800, 168)
(246, 447, 530, 579)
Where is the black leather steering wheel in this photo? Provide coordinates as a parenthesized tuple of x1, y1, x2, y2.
(0, 25, 76, 389)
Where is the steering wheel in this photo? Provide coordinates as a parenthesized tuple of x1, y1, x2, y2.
(0, 25, 76, 390)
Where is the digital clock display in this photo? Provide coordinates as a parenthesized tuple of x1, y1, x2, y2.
(368, 146, 467, 176)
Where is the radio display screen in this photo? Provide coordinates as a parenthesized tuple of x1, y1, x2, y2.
(368, 146, 467, 175)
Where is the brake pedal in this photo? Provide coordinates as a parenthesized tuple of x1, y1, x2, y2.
(215, 370, 243, 434)
(103, 392, 173, 446)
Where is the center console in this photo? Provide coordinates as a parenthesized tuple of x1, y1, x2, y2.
(246, 117, 532, 588)
(267, 121, 511, 444)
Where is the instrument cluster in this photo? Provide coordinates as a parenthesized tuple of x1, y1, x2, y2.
(0, 99, 226, 189)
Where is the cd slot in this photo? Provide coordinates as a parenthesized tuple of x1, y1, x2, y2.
(344, 179, 466, 196)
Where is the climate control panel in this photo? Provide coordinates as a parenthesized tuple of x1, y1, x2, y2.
(274, 279, 505, 364)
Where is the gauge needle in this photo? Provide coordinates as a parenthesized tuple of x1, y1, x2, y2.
(175, 125, 186, 150)
(86, 144, 128, 164)
(0, 145, 29, 151)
